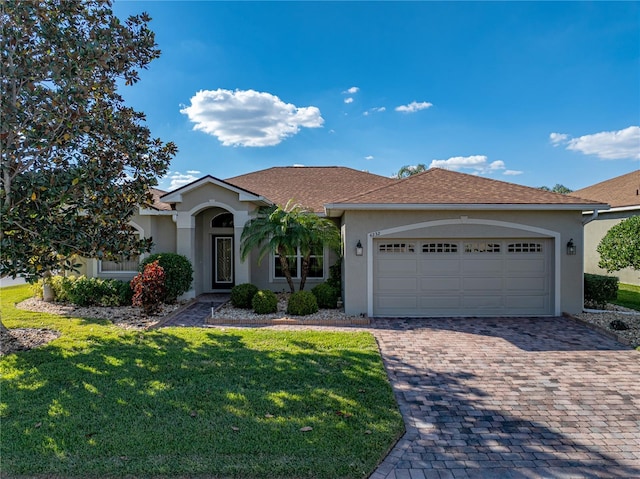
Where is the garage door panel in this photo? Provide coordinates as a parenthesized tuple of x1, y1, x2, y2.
(419, 296, 461, 310)
(419, 259, 460, 275)
(373, 238, 552, 317)
(377, 259, 417, 274)
(462, 259, 503, 274)
(505, 295, 548, 310)
(506, 259, 546, 273)
(461, 295, 503, 309)
(376, 296, 418, 310)
(420, 277, 461, 291)
(507, 277, 546, 292)
(377, 277, 417, 291)
(463, 277, 502, 291)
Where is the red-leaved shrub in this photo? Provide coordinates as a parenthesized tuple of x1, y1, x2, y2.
(130, 260, 166, 315)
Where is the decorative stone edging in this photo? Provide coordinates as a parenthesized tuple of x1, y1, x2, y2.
(206, 316, 371, 327)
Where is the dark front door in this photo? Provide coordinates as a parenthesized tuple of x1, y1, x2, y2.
(212, 235, 234, 289)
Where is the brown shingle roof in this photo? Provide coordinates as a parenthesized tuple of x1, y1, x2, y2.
(569, 170, 640, 208)
(225, 166, 395, 213)
(330, 168, 606, 207)
(150, 187, 172, 211)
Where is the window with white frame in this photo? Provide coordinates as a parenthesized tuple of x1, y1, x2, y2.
(274, 245, 324, 279)
(99, 225, 143, 273)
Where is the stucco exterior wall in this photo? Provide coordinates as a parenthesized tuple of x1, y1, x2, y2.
(583, 211, 639, 285)
(341, 209, 585, 317)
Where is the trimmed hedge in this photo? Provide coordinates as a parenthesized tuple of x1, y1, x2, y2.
(231, 283, 259, 309)
(34, 275, 133, 306)
(140, 253, 193, 303)
(584, 273, 619, 309)
(252, 290, 278, 314)
(311, 282, 340, 309)
(287, 290, 319, 316)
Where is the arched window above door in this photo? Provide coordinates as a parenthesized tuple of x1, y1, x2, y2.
(211, 212, 234, 228)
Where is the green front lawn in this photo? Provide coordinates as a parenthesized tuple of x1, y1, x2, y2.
(0, 285, 403, 479)
(611, 283, 640, 311)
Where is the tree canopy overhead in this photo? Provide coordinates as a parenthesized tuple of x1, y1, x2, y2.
(1, 0, 177, 280)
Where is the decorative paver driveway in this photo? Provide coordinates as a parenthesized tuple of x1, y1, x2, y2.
(369, 317, 640, 479)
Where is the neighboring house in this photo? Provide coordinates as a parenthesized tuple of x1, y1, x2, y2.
(84, 166, 606, 317)
(569, 170, 640, 286)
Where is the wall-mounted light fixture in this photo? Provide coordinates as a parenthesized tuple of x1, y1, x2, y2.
(566, 238, 576, 256)
(355, 240, 363, 256)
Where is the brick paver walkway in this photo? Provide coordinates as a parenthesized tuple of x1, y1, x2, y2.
(369, 317, 640, 479)
(159, 294, 229, 327)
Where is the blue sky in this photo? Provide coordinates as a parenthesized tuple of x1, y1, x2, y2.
(112, 1, 640, 192)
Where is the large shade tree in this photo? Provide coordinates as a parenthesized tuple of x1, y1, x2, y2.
(240, 202, 341, 293)
(1, 0, 177, 283)
(597, 215, 640, 274)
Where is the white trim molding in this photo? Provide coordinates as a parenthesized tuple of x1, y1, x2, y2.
(366, 217, 562, 318)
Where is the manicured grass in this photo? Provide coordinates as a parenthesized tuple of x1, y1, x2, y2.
(0, 285, 404, 479)
(611, 283, 640, 311)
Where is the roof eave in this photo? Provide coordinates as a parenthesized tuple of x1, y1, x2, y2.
(582, 204, 639, 214)
(324, 202, 610, 215)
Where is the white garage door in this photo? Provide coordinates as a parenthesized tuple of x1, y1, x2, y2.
(373, 238, 552, 317)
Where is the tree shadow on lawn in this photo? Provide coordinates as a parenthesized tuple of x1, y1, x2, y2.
(1, 327, 404, 478)
(379, 355, 640, 478)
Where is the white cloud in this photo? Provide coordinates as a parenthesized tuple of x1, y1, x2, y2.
(430, 155, 518, 176)
(344, 97, 354, 104)
(180, 89, 324, 147)
(395, 101, 433, 113)
(363, 106, 386, 116)
(164, 171, 201, 190)
(568, 126, 639, 160)
(549, 132, 569, 146)
(365, 155, 374, 160)
(343, 86, 359, 94)
(549, 126, 640, 159)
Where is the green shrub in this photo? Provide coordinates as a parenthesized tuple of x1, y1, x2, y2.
(131, 261, 166, 315)
(584, 273, 619, 309)
(32, 275, 133, 306)
(67, 276, 101, 306)
(140, 253, 193, 303)
(252, 290, 278, 314)
(231, 283, 259, 309)
(67, 276, 132, 306)
(311, 282, 340, 309)
(287, 290, 318, 316)
(49, 275, 75, 303)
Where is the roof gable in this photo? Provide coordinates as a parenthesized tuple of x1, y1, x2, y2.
(328, 168, 607, 209)
(225, 166, 394, 213)
(160, 175, 270, 204)
(569, 170, 640, 209)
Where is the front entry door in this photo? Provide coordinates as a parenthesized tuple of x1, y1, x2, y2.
(213, 236, 234, 289)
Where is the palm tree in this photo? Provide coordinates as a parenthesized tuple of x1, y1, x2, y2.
(240, 201, 341, 293)
(396, 163, 427, 178)
(297, 212, 341, 291)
